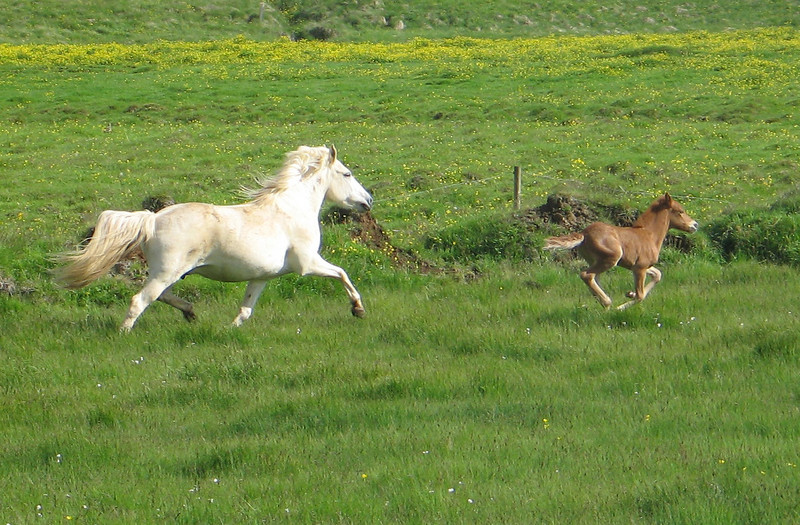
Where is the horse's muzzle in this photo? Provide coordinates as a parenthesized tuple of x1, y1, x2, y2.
(358, 196, 373, 212)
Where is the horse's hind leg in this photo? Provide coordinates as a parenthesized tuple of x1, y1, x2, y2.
(577, 241, 622, 308)
(580, 269, 613, 308)
(158, 285, 196, 322)
(580, 257, 619, 308)
(121, 277, 177, 332)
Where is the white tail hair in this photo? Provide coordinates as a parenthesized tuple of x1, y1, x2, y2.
(54, 210, 156, 289)
(543, 233, 584, 251)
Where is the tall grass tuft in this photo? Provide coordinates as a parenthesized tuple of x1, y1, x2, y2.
(707, 208, 800, 266)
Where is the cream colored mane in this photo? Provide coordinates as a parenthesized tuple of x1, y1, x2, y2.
(242, 146, 328, 202)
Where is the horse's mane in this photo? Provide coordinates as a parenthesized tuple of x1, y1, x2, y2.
(242, 146, 330, 202)
(633, 193, 673, 227)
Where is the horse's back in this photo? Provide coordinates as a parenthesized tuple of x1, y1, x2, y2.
(582, 222, 622, 243)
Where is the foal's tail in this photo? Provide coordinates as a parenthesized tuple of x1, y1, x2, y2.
(54, 210, 156, 289)
(543, 232, 584, 252)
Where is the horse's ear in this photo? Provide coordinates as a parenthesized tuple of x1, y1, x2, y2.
(328, 144, 337, 165)
(664, 192, 673, 204)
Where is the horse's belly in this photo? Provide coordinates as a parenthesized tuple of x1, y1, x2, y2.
(190, 248, 288, 282)
(191, 254, 289, 282)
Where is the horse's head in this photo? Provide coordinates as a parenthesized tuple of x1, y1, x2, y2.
(663, 193, 699, 233)
(323, 145, 373, 212)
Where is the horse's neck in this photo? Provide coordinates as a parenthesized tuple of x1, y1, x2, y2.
(255, 178, 327, 218)
(633, 208, 671, 244)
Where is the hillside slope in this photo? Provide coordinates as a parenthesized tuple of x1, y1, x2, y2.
(3, 0, 798, 44)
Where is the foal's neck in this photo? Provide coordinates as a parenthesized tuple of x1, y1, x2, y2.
(633, 206, 671, 244)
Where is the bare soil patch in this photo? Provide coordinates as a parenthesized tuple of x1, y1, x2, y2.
(323, 208, 439, 273)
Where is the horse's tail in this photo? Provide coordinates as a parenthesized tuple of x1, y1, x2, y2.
(54, 210, 156, 289)
(543, 233, 584, 252)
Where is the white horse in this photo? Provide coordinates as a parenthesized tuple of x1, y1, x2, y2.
(55, 145, 373, 332)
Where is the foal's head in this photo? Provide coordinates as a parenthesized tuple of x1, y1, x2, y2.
(660, 193, 699, 233)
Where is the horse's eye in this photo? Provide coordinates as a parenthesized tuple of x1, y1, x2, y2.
(343, 171, 352, 177)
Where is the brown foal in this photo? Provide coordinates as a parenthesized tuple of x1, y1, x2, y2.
(544, 193, 698, 310)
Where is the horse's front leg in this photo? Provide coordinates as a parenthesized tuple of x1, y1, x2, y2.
(232, 280, 268, 326)
(301, 254, 365, 317)
(618, 267, 662, 310)
(642, 267, 662, 298)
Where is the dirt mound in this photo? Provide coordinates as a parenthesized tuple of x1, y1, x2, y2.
(516, 193, 639, 231)
(0, 273, 35, 296)
(324, 209, 438, 273)
(532, 193, 598, 229)
(141, 195, 176, 212)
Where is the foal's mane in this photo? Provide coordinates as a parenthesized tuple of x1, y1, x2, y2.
(242, 146, 330, 202)
(632, 193, 673, 227)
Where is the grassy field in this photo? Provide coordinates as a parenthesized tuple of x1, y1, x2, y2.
(3, 0, 799, 43)
(1, 13, 800, 525)
(2, 260, 799, 522)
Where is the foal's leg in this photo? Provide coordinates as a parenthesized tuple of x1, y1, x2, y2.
(580, 258, 619, 308)
(232, 280, 268, 327)
(580, 269, 612, 308)
(641, 267, 663, 299)
(301, 254, 365, 317)
(578, 242, 622, 308)
(158, 285, 196, 322)
(617, 267, 662, 310)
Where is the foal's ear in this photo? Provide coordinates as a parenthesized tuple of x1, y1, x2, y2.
(328, 144, 337, 165)
(664, 192, 673, 204)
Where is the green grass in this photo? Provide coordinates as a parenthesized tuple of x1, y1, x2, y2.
(1, 13, 800, 525)
(2, 261, 800, 522)
(3, 0, 799, 43)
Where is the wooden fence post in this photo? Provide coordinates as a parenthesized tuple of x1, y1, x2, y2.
(513, 166, 522, 210)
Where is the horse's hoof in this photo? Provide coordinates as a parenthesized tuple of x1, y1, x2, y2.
(183, 310, 197, 322)
(352, 306, 366, 318)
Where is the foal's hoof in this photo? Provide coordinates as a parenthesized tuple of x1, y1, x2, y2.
(183, 310, 197, 322)
(351, 306, 366, 318)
